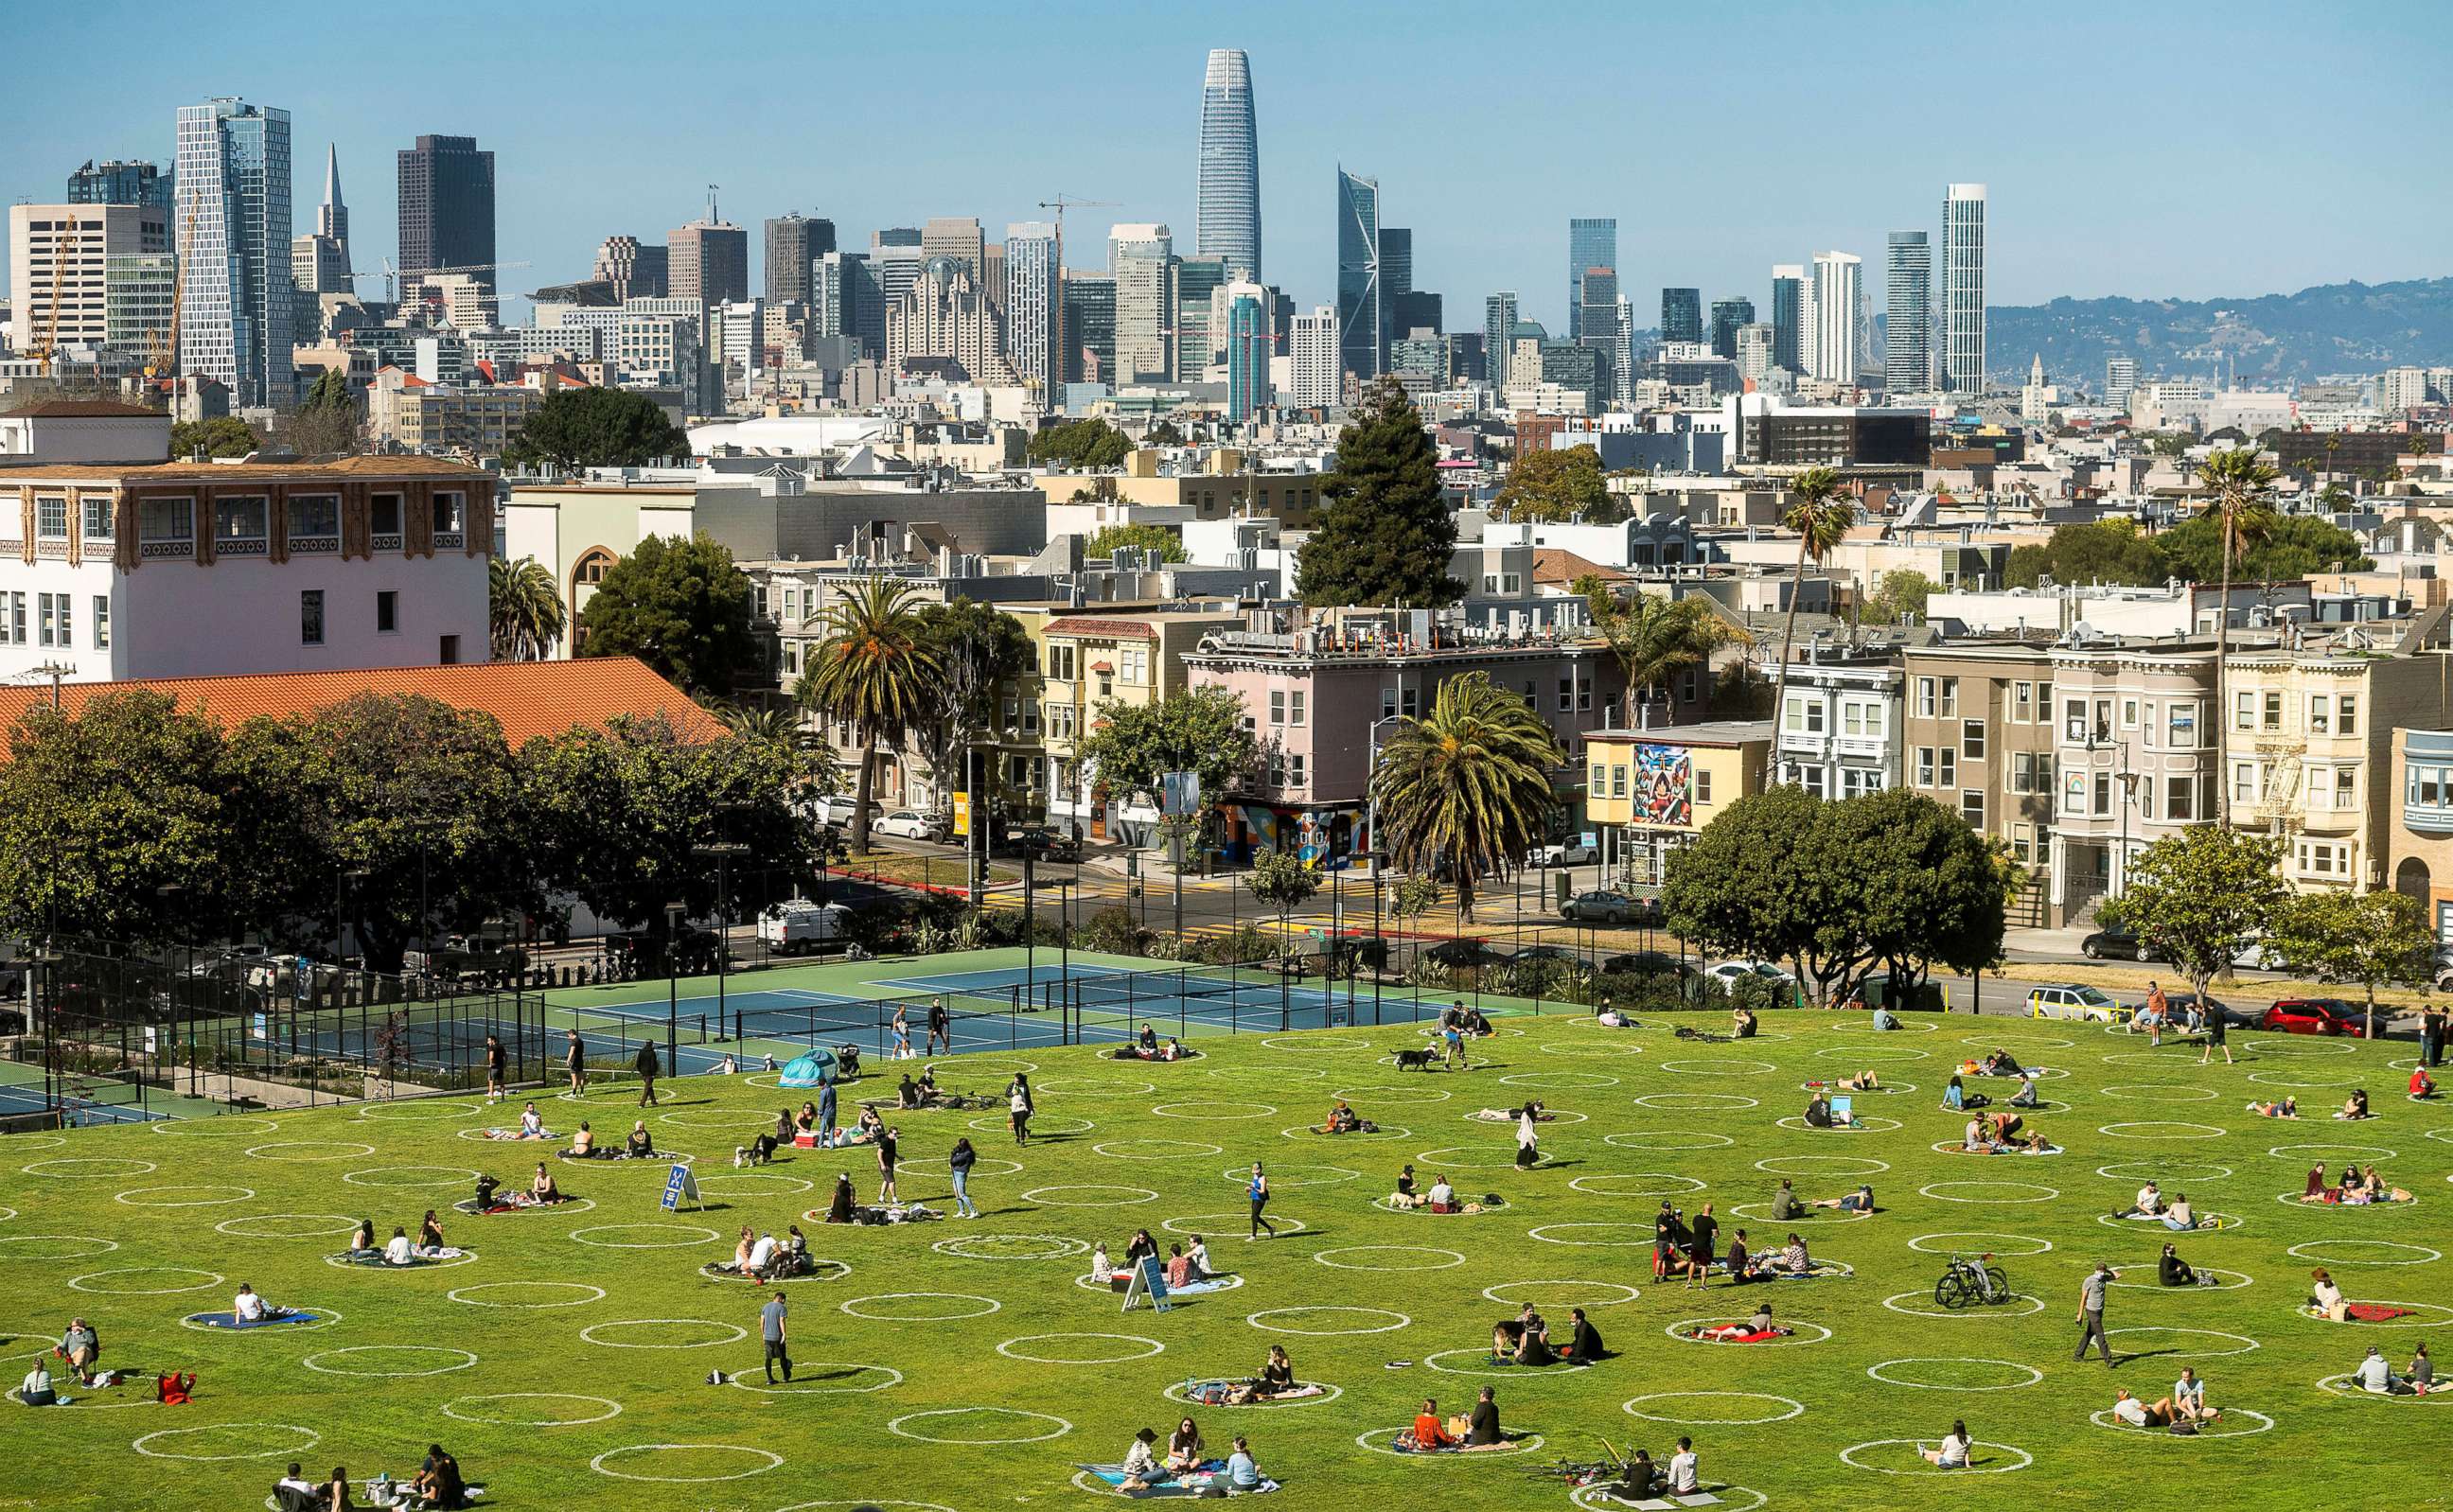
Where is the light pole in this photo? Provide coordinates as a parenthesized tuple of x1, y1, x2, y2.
(155, 884, 188, 1097)
(664, 901, 687, 1067)
(1365, 714, 1403, 992)
(694, 842, 748, 1037)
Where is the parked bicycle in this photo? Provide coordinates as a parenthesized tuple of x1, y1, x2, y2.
(1932, 1252, 2013, 1309)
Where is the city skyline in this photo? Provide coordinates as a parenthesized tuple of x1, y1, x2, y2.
(6, 0, 2444, 327)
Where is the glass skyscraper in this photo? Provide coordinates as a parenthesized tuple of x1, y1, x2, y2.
(176, 97, 293, 407)
(1884, 230, 1932, 395)
(1770, 265, 1805, 376)
(1226, 292, 1270, 421)
(1659, 288, 1703, 345)
(1943, 184, 1986, 394)
(1708, 298, 1755, 360)
(1566, 218, 1615, 341)
(398, 134, 496, 294)
(1484, 290, 1518, 390)
(1002, 221, 1062, 396)
(1196, 49, 1261, 282)
(1335, 168, 1381, 380)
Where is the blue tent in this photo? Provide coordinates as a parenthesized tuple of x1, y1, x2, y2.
(777, 1050, 836, 1089)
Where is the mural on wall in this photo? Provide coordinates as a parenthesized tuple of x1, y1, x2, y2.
(1221, 805, 1359, 869)
(1634, 744, 1693, 828)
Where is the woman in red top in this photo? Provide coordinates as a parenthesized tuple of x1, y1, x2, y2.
(1410, 1398, 1455, 1448)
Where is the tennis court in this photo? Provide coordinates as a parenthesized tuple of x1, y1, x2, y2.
(884, 961, 1393, 1038)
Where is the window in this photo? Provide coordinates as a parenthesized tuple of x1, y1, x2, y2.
(2063, 698, 2088, 742)
(1402, 686, 1419, 717)
(1696, 769, 1713, 803)
(80, 498, 113, 540)
(1382, 688, 1398, 719)
(1937, 748, 1956, 787)
(2038, 682, 2052, 719)
(1940, 677, 1959, 717)
(2297, 838, 2349, 878)
(1915, 677, 1936, 717)
(1048, 644, 1076, 681)
(2, 592, 20, 644)
(2037, 752, 2053, 789)
(1267, 748, 1287, 786)
(301, 590, 325, 645)
(2062, 770, 2088, 817)
(1591, 762, 1606, 795)
(1798, 766, 1827, 798)
(290, 495, 340, 540)
(371, 495, 403, 537)
(2167, 703, 2197, 748)
(139, 497, 194, 541)
(36, 497, 67, 540)
(92, 596, 109, 648)
(2309, 694, 2329, 735)
(214, 496, 269, 543)
(1289, 752, 1306, 786)
(2339, 694, 2358, 735)
(781, 642, 801, 677)
(1963, 720, 1985, 759)
(2121, 698, 2139, 730)
(2231, 761, 2259, 803)
(2165, 776, 2195, 821)
(1557, 675, 1574, 713)
(2262, 691, 2282, 730)
(2234, 690, 2255, 730)
(1269, 690, 1286, 726)
(1784, 695, 1825, 734)
(1916, 747, 1935, 787)
(377, 590, 398, 633)
(1290, 689, 1306, 726)
(1121, 643, 1149, 683)
(2013, 682, 2033, 722)
(35, 593, 59, 648)
(2013, 752, 2036, 794)
(1612, 765, 1628, 799)
(1961, 790, 1985, 826)
(2336, 767, 2356, 807)
(2011, 822, 2033, 864)
(2416, 766, 2445, 807)
(432, 493, 466, 534)
(1096, 672, 1113, 698)
(2094, 772, 2112, 815)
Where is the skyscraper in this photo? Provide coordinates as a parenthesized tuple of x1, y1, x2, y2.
(1063, 273, 1116, 383)
(1109, 222, 1176, 382)
(1659, 288, 1703, 345)
(1708, 298, 1755, 360)
(397, 134, 495, 292)
(592, 236, 669, 302)
(1226, 291, 1270, 421)
(1484, 291, 1518, 390)
(1808, 250, 1863, 383)
(291, 146, 352, 334)
(176, 97, 293, 406)
(1884, 230, 1932, 395)
(1335, 168, 1381, 380)
(1769, 265, 1805, 376)
(922, 217, 985, 280)
(1942, 183, 1986, 393)
(1197, 48, 1261, 281)
(1566, 218, 1615, 341)
(1579, 267, 1620, 403)
(670, 191, 750, 308)
(1003, 221, 1062, 397)
(10, 203, 171, 364)
(71, 160, 175, 255)
(812, 250, 878, 358)
(765, 213, 834, 307)
(1289, 304, 1339, 409)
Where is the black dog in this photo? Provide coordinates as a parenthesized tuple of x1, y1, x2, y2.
(1393, 1047, 1438, 1072)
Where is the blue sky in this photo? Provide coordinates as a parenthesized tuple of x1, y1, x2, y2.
(6, 0, 2443, 327)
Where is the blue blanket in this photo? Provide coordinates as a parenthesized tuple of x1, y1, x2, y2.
(1077, 1462, 1276, 1497)
(185, 1310, 318, 1329)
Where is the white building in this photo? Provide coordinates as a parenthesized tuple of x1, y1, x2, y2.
(1808, 250, 1863, 384)
(2105, 355, 2138, 408)
(1002, 221, 1062, 402)
(1736, 323, 1775, 386)
(1109, 222, 1176, 383)
(1942, 183, 1986, 394)
(1288, 305, 1339, 409)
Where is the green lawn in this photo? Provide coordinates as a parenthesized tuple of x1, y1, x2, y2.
(3, 977, 2447, 1511)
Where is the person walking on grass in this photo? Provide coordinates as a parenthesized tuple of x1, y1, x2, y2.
(2074, 1261, 2116, 1367)
(565, 1029, 586, 1095)
(891, 1005, 912, 1060)
(484, 1033, 506, 1104)
(1686, 1202, 1720, 1291)
(1247, 1161, 1277, 1240)
(634, 1040, 661, 1107)
(949, 1135, 980, 1218)
(2200, 1005, 2232, 1066)
(876, 1125, 901, 1206)
(927, 996, 951, 1057)
(1442, 1002, 1470, 1070)
(760, 1290, 790, 1384)
(1008, 1073, 1033, 1146)
(2144, 981, 2167, 1047)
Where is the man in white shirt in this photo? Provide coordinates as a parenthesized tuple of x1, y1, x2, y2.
(234, 1283, 267, 1322)
(1668, 1437, 1700, 1493)
(2136, 1183, 2162, 1216)
(2111, 1388, 2151, 1426)
(383, 1227, 415, 1266)
(1964, 1116, 1988, 1151)
(747, 1232, 779, 1276)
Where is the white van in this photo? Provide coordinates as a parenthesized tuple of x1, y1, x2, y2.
(757, 901, 856, 955)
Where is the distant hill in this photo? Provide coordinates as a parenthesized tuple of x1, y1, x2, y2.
(1986, 276, 2453, 389)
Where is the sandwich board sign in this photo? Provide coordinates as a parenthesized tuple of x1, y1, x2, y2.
(659, 1162, 701, 1212)
(1121, 1253, 1172, 1313)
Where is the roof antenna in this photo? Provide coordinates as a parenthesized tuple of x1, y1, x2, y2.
(706, 184, 720, 224)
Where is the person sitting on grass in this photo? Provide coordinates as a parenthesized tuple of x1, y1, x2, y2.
(1509, 1315, 1559, 1366)
(896, 1073, 926, 1110)
(1185, 1235, 1212, 1279)
(517, 1101, 544, 1139)
(2336, 1089, 2372, 1121)
(1559, 1307, 1606, 1362)
(1119, 1427, 1168, 1490)
(824, 1174, 856, 1224)
(2356, 1345, 2421, 1396)
(2162, 1193, 2198, 1232)
(1138, 1023, 1161, 1056)
(384, 1226, 415, 1266)
(1919, 1419, 1972, 1467)
(1089, 1241, 1113, 1284)
(1695, 1303, 1788, 1341)
(2301, 1163, 2331, 1202)
(1725, 1228, 1756, 1284)
(730, 1227, 756, 1274)
(2172, 1367, 2221, 1422)
(2116, 1182, 2166, 1219)
(2356, 1165, 2414, 1204)
(2110, 1387, 2177, 1428)
(1226, 1435, 1262, 1490)
(413, 1443, 468, 1510)
(1390, 1164, 1420, 1208)
(1812, 1184, 1875, 1213)
(17, 1356, 56, 1407)
(1872, 1005, 1900, 1032)
(2159, 1243, 2204, 1288)
(1803, 1090, 1848, 1128)
(1964, 1115, 1997, 1153)
(1766, 1233, 1814, 1275)
(626, 1120, 654, 1159)
(1161, 1037, 1189, 1062)
(2247, 1097, 2300, 1118)
(2008, 1073, 2041, 1109)
(1165, 1243, 1198, 1291)
(2409, 1344, 2436, 1393)
(530, 1163, 565, 1204)
(2308, 1267, 2349, 1322)
(1840, 1069, 1881, 1091)
(1465, 1385, 1503, 1446)
(1986, 1110, 2025, 1144)
(1979, 1049, 2022, 1077)
(1164, 1415, 1205, 1473)
(568, 1122, 595, 1157)
(233, 1281, 291, 1324)
(1732, 1005, 1759, 1039)
(272, 1465, 320, 1510)
(348, 1218, 376, 1254)
(1668, 1437, 1701, 1495)
(1427, 1174, 1458, 1211)
(2412, 1066, 2439, 1100)
(1491, 1305, 1542, 1354)
(1408, 1398, 1456, 1450)
(1124, 1228, 1160, 1270)
(1227, 1344, 1295, 1404)
(848, 1106, 885, 1146)
(1615, 1449, 1665, 1498)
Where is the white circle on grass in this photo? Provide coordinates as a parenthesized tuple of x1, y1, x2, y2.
(2287, 1239, 2440, 1267)
(1502, 1071, 1620, 1090)
(1416, 1145, 1544, 1170)
(450, 1282, 605, 1309)
(2247, 1037, 2356, 1056)
(2089, 1406, 2276, 1437)
(1920, 1181, 2057, 1204)
(1607, 1131, 1736, 1152)
(1219, 1163, 1359, 1188)
(1019, 1184, 1157, 1207)
(659, 1109, 781, 1129)
(2101, 1083, 2220, 1102)
(344, 1165, 480, 1189)
(2104, 1327, 2261, 1357)
(966, 1115, 1092, 1137)
(2318, 1373, 2453, 1402)
(2100, 1121, 2226, 1140)
(695, 1172, 813, 1198)
(1093, 1139, 1221, 1161)
(1164, 1212, 1307, 1237)
(1163, 1379, 1341, 1410)
(1776, 1115, 1903, 1133)
(996, 1333, 1164, 1364)
(1355, 1427, 1544, 1457)
(1840, 1439, 2029, 1474)
(887, 1408, 1070, 1445)
(445, 1393, 621, 1426)
(133, 1423, 319, 1462)
(1527, 1222, 1653, 1247)
(304, 1345, 477, 1378)
(1729, 1201, 1875, 1224)
(1666, 1318, 1831, 1345)
(1314, 1245, 1465, 1272)
(725, 1363, 902, 1396)
(580, 1319, 747, 1349)
(1908, 1232, 2053, 1256)
(2294, 1299, 2453, 1327)
(353, 1099, 483, 1122)
(931, 1234, 1087, 1262)
(1036, 1078, 1154, 1098)
(1660, 1059, 1778, 1076)
(1756, 1155, 1888, 1177)
(1570, 1173, 1707, 1197)
(591, 1444, 783, 1483)
(180, 1306, 336, 1333)
(323, 1248, 476, 1271)
(1482, 1279, 1641, 1308)
(1882, 1292, 2046, 1319)
(2095, 1211, 2244, 1234)
(2094, 1160, 2232, 1185)
(1153, 1101, 1277, 1120)
(1813, 1046, 1931, 1063)
(840, 1292, 1000, 1322)
(0, 1235, 116, 1260)
(2111, 1267, 2252, 1290)
(1245, 1305, 1409, 1335)
(1632, 1092, 1757, 1111)
(22, 1157, 155, 1179)
(1624, 1391, 1806, 1424)
(245, 1141, 373, 1162)
(68, 1267, 220, 1294)
(215, 1213, 355, 1239)
(1866, 1358, 2042, 1391)
(2247, 1069, 2366, 1089)
(115, 1185, 255, 1208)
(2268, 1142, 2398, 1162)
(151, 1116, 282, 1136)
(571, 1222, 720, 1249)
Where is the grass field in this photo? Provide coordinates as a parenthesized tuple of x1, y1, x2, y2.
(3, 966, 2447, 1512)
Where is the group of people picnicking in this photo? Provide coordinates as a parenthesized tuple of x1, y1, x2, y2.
(271, 1449, 467, 1510)
(1089, 1230, 1218, 1291)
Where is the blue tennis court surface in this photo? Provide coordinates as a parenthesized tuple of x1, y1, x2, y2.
(0, 1080, 162, 1124)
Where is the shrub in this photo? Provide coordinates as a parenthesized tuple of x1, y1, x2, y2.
(1076, 905, 1148, 958)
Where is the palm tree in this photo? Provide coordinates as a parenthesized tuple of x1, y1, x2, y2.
(799, 576, 942, 853)
(487, 555, 567, 661)
(1370, 672, 1564, 929)
(717, 703, 801, 746)
(1767, 467, 1856, 730)
(1581, 581, 1749, 728)
(2196, 447, 2279, 824)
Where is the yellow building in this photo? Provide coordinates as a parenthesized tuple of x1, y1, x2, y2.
(1584, 721, 1774, 885)
(1034, 607, 1245, 843)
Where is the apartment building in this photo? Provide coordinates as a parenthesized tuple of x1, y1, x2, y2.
(2045, 635, 2218, 923)
(1044, 609, 1244, 846)
(1770, 649, 1902, 799)
(367, 370, 546, 456)
(1584, 722, 1774, 886)
(1900, 640, 2059, 923)
(2388, 729, 2453, 948)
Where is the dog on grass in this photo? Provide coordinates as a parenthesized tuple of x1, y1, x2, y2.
(733, 1143, 772, 1169)
(1393, 1047, 1438, 1072)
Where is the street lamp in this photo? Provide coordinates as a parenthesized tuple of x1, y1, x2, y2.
(156, 885, 188, 1098)
(693, 842, 749, 1037)
(1365, 714, 1404, 988)
(664, 901, 687, 1070)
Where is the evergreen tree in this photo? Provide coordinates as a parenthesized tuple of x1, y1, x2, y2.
(1297, 378, 1461, 607)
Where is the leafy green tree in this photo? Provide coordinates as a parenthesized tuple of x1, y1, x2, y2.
(2160, 512, 2371, 583)
(0, 691, 233, 944)
(488, 554, 567, 661)
(1370, 672, 1562, 923)
(2193, 448, 2279, 823)
(2146, 431, 2194, 458)
(1083, 522, 1188, 563)
(2266, 889, 2438, 1039)
(575, 534, 764, 698)
(1578, 579, 1744, 727)
(1389, 874, 1442, 922)
(797, 577, 943, 853)
(285, 369, 362, 456)
(221, 694, 534, 969)
(906, 598, 1034, 823)
(1073, 686, 1257, 814)
(2003, 519, 2172, 589)
(1297, 377, 1461, 607)
(521, 714, 818, 941)
(2113, 827, 2291, 1006)
(1147, 420, 1186, 446)
(1864, 569, 1937, 624)
(504, 387, 689, 471)
(169, 415, 261, 460)
(1027, 419, 1132, 468)
(1768, 467, 1855, 728)
(1244, 845, 1322, 926)
(1495, 444, 1617, 522)
(1664, 785, 1824, 979)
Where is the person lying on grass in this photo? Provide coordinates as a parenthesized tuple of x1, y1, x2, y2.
(1811, 1185, 1876, 1213)
(2172, 1367, 2221, 1421)
(2247, 1097, 2299, 1118)
(1692, 1303, 1790, 1340)
(1838, 1069, 1882, 1092)
(2335, 1089, 2372, 1121)
(2110, 1387, 2181, 1428)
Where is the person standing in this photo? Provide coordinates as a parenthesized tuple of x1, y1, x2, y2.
(1247, 1161, 1277, 1240)
(2199, 1004, 2232, 1066)
(1008, 1073, 1033, 1146)
(927, 996, 951, 1056)
(1514, 1103, 1541, 1169)
(565, 1029, 586, 1095)
(876, 1125, 900, 1206)
(1442, 1003, 1469, 1070)
(634, 1040, 661, 1107)
(2422, 1004, 2445, 1069)
(1687, 1202, 1720, 1291)
(815, 1077, 838, 1149)
(2074, 1261, 2115, 1367)
(949, 1135, 979, 1218)
(2144, 980, 2167, 1046)
(484, 1033, 506, 1104)
(891, 1005, 912, 1060)
(760, 1290, 790, 1384)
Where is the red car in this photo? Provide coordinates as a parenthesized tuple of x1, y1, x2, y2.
(2260, 997, 2369, 1037)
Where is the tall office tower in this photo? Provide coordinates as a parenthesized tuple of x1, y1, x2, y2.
(873, 227, 923, 250)
(2105, 355, 2138, 408)
(1109, 222, 1176, 382)
(1577, 267, 1620, 404)
(1610, 296, 1635, 402)
(9, 203, 172, 363)
(887, 258, 1007, 382)
(1379, 225, 1413, 332)
(1335, 168, 1382, 380)
(1659, 288, 1703, 345)
(592, 235, 669, 302)
(1175, 257, 1228, 374)
(922, 217, 985, 279)
(765, 214, 833, 306)
(1484, 291, 1518, 390)
(813, 250, 880, 358)
(397, 134, 496, 296)
(1289, 304, 1339, 408)
(176, 97, 294, 407)
(1769, 265, 1805, 376)
(1796, 273, 1818, 379)
(1197, 48, 1262, 281)
(1063, 273, 1116, 383)
(1002, 221, 1062, 397)
(1735, 323, 1775, 385)
(1566, 218, 1615, 341)
(291, 144, 352, 324)
(1883, 230, 1932, 395)
(670, 190, 750, 308)
(1226, 291, 1271, 421)
(1808, 250, 1862, 383)
(1941, 183, 1986, 393)
(1708, 297, 1755, 360)
(981, 244, 1004, 312)
(870, 244, 924, 356)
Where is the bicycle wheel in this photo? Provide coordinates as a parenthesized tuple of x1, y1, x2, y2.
(1934, 1270, 1967, 1310)
(1985, 1267, 2010, 1301)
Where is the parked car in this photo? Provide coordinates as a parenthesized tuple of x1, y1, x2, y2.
(1599, 950, 1696, 980)
(1560, 888, 1639, 924)
(874, 809, 947, 843)
(756, 901, 858, 956)
(2080, 928, 2163, 962)
(2027, 982, 2130, 1025)
(1423, 940, 1514, 970)
(1705, 959, 1793, 994)
(2162, 992, 2241, 1026)
(997, 826, 1082, 863)
(1512, 943, 1591, 972)
(810, 797, 884, 829)
(2260, 997, 2369, 1037)
(1527, 835, 1600, 866)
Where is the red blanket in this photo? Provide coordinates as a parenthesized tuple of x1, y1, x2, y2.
(1692, 1327, 1788, 1343)
(2346, 1303, 2415, 1322)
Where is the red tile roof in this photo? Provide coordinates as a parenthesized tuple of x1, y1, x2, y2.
(1043, 616, 1158, 640)
(0, 657, 722, 749)
(1530, 548, 1632, 585)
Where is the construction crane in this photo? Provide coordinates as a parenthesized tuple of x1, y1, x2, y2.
(1037, 194, 1118, 252)
(146, 200, 199, 382)
(352, 258, 533, 306)
(26, 220, 69, 376)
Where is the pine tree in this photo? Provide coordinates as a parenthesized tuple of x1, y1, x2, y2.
(1296, 378, 1461, 607)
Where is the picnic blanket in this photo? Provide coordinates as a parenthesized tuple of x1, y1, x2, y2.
(2345, 1303, 2418, 1323)
(1685, 1327, 1791, 1343)
(1771, 1261, 1851, 1280)
(326, 1248, 465, 1268)
(1076, 1461, 1277, 1496)
(185, 1310, 318, 1330)
(453, 1193, 571, 1215)
(472, 1128, 549, 1140)
(1166, 1276, 1242, 1295)
(1943, 1142, 2064, 1156)
(1177, 1380, 1326, 1405)
(1109, 1047, 1204, 1063)
(1579, 1491, 1726, 1510)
